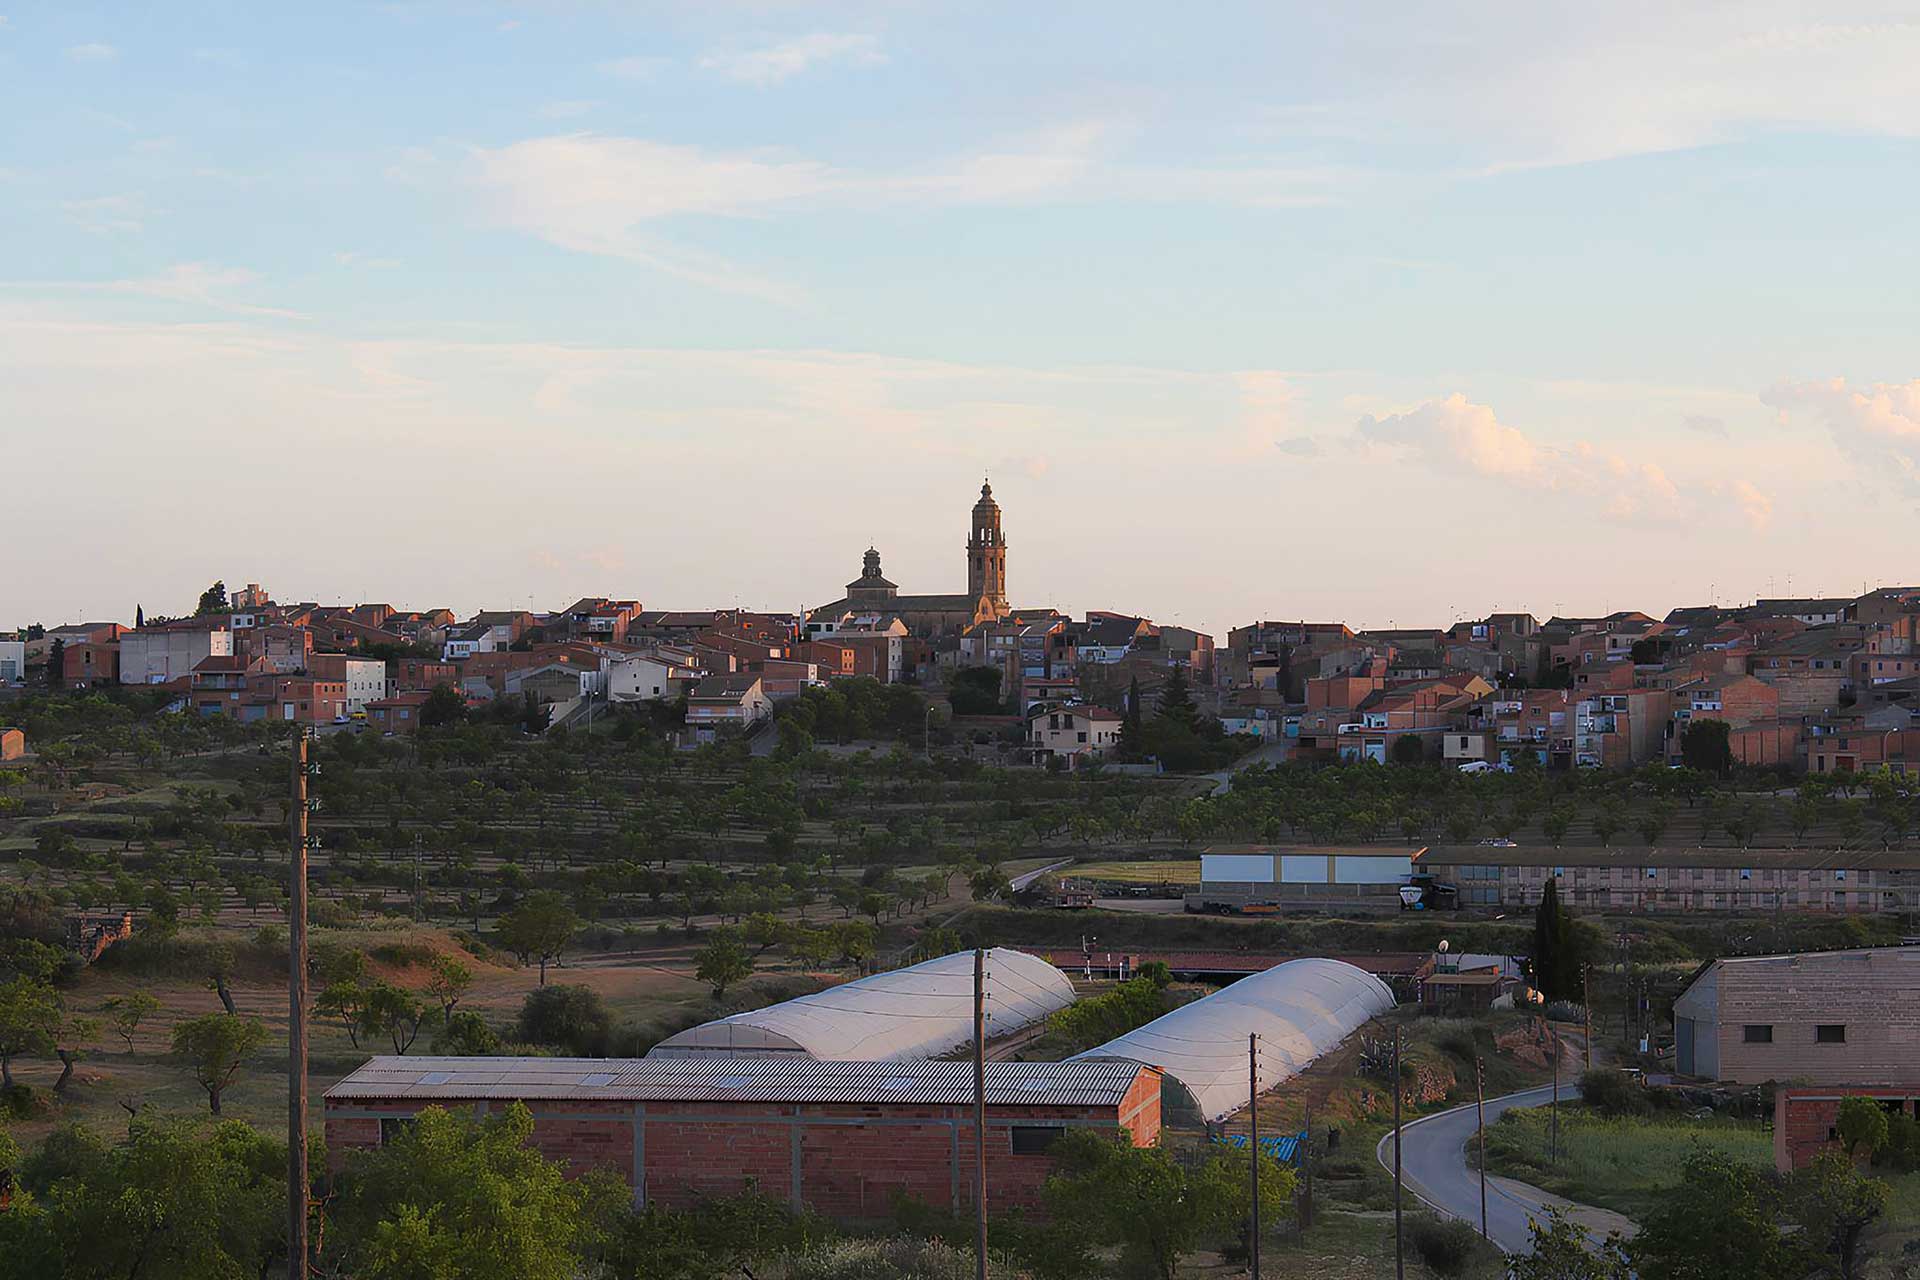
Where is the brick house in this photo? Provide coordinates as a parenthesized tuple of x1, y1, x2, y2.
(61, 641, 121, 687)
(323, 1057, 1160, 1218)
(684, 675, 772, 740)
(1671, 946, 1920, 1084)
(366, 691, 432, 734)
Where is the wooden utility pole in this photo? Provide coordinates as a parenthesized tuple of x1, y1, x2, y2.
(1474, 1055, 1488, 1240)
(973, 948, 987, 1280)
(1248, 1033, 1261, 1280)
(288, 729, 311, 1279)
(1301, 1094, 1314, 1230)
(1393, 1028, 1404, 1280)
(1582, 964, 1593, 1071)
(1550, 1026, 1560, 1164)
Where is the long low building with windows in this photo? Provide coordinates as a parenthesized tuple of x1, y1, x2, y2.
(647, 947, 1076, 1061)
(324, 1055, 1160, 1217)
(1417, 844, 1920, 914)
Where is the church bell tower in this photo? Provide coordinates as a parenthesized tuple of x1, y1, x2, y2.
(966, 479, 1009, 612)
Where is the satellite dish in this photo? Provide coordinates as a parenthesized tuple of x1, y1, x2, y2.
(1437, 939, 1450, 953)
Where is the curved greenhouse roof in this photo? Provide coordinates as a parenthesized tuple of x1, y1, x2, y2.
(648, 947, 1076, 1062)
(1070, 958, 1393, 1122)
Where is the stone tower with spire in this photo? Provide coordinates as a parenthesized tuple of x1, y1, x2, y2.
(967, 479, 1008, 612)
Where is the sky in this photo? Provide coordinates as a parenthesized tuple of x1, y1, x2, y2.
(5, 2, 1920, 636)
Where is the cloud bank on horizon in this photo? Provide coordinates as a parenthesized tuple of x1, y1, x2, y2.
(2, 1, 1917, 630)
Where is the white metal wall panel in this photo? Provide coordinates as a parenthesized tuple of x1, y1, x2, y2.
(1332, 854, 1414, 884)
(1202, 854, 1276, 884)
(1279, 854, 1330, 883)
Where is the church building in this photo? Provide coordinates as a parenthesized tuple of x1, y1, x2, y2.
(808, 481, 1014, 637)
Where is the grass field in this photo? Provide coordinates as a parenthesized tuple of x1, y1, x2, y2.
(1072, 859, 1201, 886)
(1482, 1104, 1772, 1219)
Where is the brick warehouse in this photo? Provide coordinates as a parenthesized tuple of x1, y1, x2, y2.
(324, 1056, 1160, 1217)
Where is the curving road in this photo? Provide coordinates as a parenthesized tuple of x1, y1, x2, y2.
(1374, 1083, 1627, 1255)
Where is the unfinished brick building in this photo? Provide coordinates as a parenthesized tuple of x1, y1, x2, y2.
(323, 1056, 1160, 1218)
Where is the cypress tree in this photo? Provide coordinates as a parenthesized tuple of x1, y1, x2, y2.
(1119, 676, 1144, 757)
(1155, 664, 1199, 735)
(1531, 877, 1577, 1000)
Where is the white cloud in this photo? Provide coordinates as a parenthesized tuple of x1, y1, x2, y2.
(1762, 377, 1920, 491)
(597, 55, 669, 81)
(1683, 413, 1729, 437)
(700, 32, 885, 87)
(66, 42, 117, 62)
(1, 263, 305, 319)
(1276, 3, 1920, 171)
(1359, 393, 1542, 480)
(1357, 392, 1768, 527)
(63, 194, 146, 234)
(467, 125, 1341, 293)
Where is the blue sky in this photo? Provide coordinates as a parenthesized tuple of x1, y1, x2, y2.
(5, 2, 1919, 633)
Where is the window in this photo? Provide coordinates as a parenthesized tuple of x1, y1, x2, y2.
(1010, 1126, 1063, 1155)
(379, 1116, 416, 1145)
(1743, 1025, 1773, 1043)
(1816, 1024, 1847, 1044)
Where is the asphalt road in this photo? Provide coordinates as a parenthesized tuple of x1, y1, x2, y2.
(1375, 1082, 1599, 1255)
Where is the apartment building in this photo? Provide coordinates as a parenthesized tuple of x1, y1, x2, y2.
(120, 621, 233, 685)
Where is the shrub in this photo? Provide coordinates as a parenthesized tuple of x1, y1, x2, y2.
(779, 1238, 1017, 1280)
(1406, 1212, 1482, 1276)
(515, 984, 612, 1056)
(1579, 1068, 1648, 1119)
(432, 1010, 502, 1056)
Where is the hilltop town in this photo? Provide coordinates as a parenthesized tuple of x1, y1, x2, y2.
(4, 481, 1920, 1279)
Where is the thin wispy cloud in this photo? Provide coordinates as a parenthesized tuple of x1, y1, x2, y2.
(63, 193, 146, 234)
(469, 123, 1346, 294)
(596, 55, 669, 80)
(700, 32, 886, 87)
(1, 263, 307, 319)
(67, 42, 118, 62)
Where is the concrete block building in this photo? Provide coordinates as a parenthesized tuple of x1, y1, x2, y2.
(324, 1057, 1160, 1218)
(1672, 946, 1920, 1083)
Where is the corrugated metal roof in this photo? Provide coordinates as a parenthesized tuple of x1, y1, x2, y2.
(324, 1055, 1147, 1107)
(647, 947, 1076, 1062)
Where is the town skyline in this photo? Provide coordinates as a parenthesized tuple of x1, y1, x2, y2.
(0, 468, 1892, 638)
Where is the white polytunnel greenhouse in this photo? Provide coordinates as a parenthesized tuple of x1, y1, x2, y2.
(647, 947, 1077, 1062)
(1069, 958, 1394, 1122)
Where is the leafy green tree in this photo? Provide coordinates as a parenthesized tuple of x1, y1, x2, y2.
(169, 1013, 269, 1116)
(419, 683, 468, 729)
(1530, 878, 1579, 1000)
(948, 666, 1006, 717)
(1390, 734, 1425, 765)
(9, 1118, 284, 1280)
(1791, 1150, 1889, 1280)
(1629, 1147, 1811, 1280)
(1153, 665, 1199, 736)
(317, 978, 374, 1050)
(329, 1103, 622, 1280)
(0, 977, 61, 1090)
(695, 928, 755, 999)
(1542, 807, 1572, 847)
(44, 639, 64, 690)
(362, 982, 438, 1054)
(431, 1010, 502, 1056)
(424, 954, 473, 1021)
(1509, 1206, 1633, 1279)
(515, 984, 612, 1056)
(1679, 719, 1734, 776)
(194, 581, 229, 616)
(497, 891, 579, 985)
(1836, 1094, 1890, 1158)
(1042, 1128, 1292, 1280)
